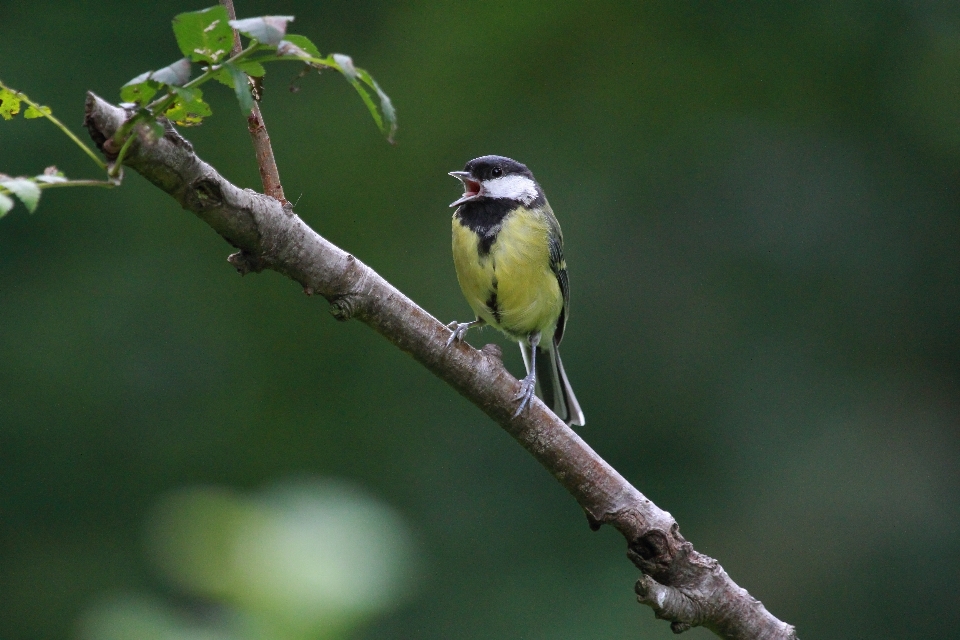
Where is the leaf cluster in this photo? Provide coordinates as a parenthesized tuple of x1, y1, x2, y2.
(0, 85, 51, 121)
(0, 81, 116, 217)
(120, 6, 396, 141)
(0, 5, 397, 218)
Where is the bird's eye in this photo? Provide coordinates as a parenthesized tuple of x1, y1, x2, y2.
(491, 167, 502, 178)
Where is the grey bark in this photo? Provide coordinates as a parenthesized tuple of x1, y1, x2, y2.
(84, 93, 798, 640)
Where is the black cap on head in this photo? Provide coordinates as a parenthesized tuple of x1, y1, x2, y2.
(464, 155, 535, 182)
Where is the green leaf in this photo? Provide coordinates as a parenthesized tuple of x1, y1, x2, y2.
(332, 53, 358, 81)
(226, 63, 254, 113)
(0, 178, 41, 213)
(23, 104, 52, 119)
(173, 6, 233, 64)
(213, 60, 265, 88)
(0, 192, 13, 217)
(213, 68, 234, 88)
(151, 58, 192, 86)
(229, 16, 294, 46)
(330, 54, 398, 143)
(276, 41, 311, 60)
(120, 78, 161, 105)
(356, 69, 397, 143)
(238, 61, 266, 77)
(121, 59, 190, 104)
(0, 87, 22, 120)
(122, 70, 152, 87)
(279, 34, 320, 59)
(165, 86, 212, 126)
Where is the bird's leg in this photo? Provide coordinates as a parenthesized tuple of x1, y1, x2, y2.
(446, 317, 485, 346)
(513, 331, 541, 418)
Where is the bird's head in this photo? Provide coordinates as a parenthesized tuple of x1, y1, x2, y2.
(449, 155, 541, 208)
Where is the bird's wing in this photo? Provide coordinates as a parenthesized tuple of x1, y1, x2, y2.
(547, 219, 570, 346)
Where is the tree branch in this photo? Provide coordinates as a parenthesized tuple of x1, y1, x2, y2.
(83, 93, 798, 640)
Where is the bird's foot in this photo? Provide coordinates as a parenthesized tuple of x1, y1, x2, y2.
(512, 372, 537, 418)
(446, 320, 473, 346)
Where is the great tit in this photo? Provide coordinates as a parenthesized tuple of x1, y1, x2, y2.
(447, 155, 585, 427)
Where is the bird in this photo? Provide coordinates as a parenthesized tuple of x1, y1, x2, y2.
(446, 155, 585, 427)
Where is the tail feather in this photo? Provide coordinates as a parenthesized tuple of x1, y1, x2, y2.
(519, 339, 585, 427)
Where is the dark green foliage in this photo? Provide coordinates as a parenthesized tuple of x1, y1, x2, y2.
(0, 5, 398, 219)
(111, 7, 395, 136)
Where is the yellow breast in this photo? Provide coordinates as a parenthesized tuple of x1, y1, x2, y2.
(452, 206, 563, 340)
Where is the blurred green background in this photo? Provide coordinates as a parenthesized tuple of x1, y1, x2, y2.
(2, 1, 959, 638)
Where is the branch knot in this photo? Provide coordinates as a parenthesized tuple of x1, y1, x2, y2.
(329, 294, 360, 321)
(635, 574, 705, 633)
(227, 250, 267, 275)
(189, 177, 224, 210)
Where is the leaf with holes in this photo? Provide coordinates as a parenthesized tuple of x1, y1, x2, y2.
(120, 77, 162, 105)
(173, 6, 233, 64)
(0, 87, 21, 120)
(165, 86, 212, 126)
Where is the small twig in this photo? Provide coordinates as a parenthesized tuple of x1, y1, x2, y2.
(108, 132, 137, 178)
(220, 0, 286, 203)
(0, 79, 106, 171)
(36, 179, 117, 189)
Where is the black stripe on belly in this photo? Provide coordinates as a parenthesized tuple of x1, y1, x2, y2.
(486, 276, 501, 322)
(486, 292, 501, 323)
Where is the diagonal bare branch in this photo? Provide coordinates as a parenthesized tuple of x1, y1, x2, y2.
(83, 93, 798, 640)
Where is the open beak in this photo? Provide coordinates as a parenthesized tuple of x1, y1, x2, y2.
(449, 171, 482, 208)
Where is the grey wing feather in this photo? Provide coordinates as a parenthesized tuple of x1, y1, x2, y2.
(548, 229, 569, 345)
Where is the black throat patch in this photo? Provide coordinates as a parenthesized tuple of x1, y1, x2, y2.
(455, 199, 520, 256)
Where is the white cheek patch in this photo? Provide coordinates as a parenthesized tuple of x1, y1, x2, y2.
(482, 174, 539, 204)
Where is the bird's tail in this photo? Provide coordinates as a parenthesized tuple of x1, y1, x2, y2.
(520, 339, 585, 427)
